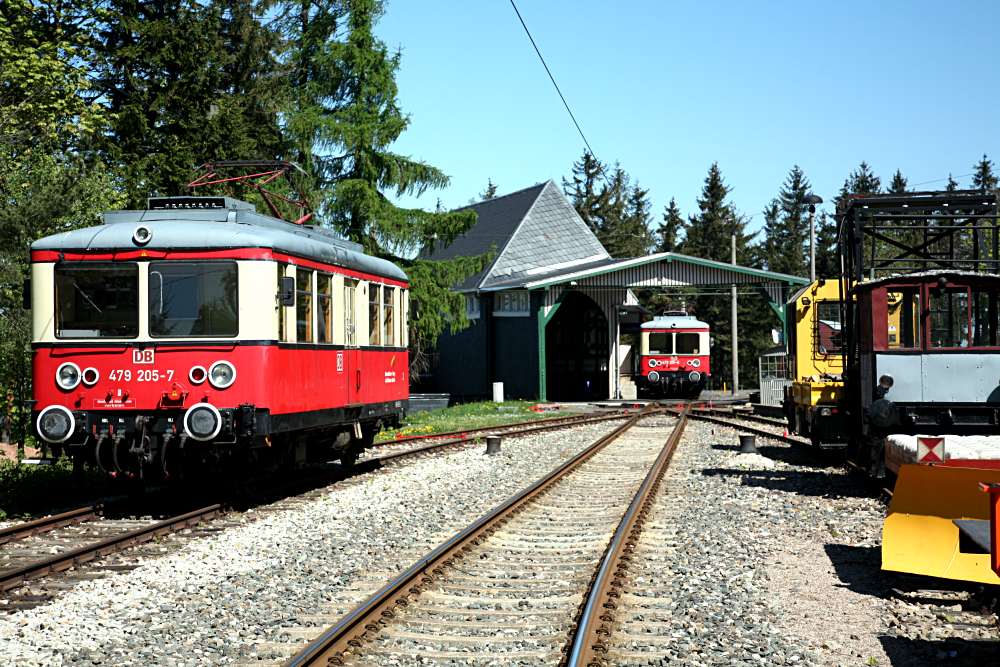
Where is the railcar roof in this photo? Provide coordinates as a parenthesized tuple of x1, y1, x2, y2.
(31, 204, 407, 282)
(640, 315, 709, 330)
(851, 270, 1000, 291)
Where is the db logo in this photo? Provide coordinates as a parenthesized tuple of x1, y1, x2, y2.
(133, 348, 155, 365)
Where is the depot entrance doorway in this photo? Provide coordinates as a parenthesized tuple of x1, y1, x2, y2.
(544, 291, 608, 400)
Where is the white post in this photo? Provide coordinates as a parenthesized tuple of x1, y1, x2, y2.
(731, 233, 739, 395)
(492, 382, 504, 402)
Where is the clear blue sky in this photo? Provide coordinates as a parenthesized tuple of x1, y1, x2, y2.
(377, 1, 1000, 235)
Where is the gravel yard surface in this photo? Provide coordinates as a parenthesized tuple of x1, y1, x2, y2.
(625, 419, 998, 666)
(0, 420, 625, 666)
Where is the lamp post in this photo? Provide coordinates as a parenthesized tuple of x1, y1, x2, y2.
(804, 193, 824, 282)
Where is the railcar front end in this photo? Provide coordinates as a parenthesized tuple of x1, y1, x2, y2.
(637, 315, 710, 399)
(783, 279, 848, 448)
(29, 196, 409, 478)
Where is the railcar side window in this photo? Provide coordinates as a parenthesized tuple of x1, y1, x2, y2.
(675, 333, 699, 354)
(972, 287, 1000, 347)
(886, 288, 921, 349)
(344, 280, 357, 346)
(55, 263, 138, 338)
(402, 289, 409, 347)
(930, 287, 970, 348)
(296, 268, 314, 343)
(277, 264, 290, 342)
(647, 332, 671, 355)
(318, 274, 333, 344)
(815, 301, 842, 354)
(383, 286, 395, 346)
(149, 261, 237, 337)
(369, 284, 382, 345)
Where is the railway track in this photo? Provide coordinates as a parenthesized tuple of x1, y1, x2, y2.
(0, 411, 635, 609)
(279, 407, 687, 666)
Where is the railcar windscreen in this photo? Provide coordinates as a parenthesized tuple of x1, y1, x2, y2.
(675, 333, 700, 354)
(55, 263, 138, 338)
(647, 332, 670, 355)
(815, 301, 843, 354)
(149, 261, 238, 337)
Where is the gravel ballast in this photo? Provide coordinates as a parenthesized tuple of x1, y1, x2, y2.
(613, 418, 998, 666)
(0, 420, 625, 666)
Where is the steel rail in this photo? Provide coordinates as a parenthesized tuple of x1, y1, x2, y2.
(699, 408, 787, 428)
(0, 504, 221, 592)
(285, 408, 659, 666)
(564, 407, 690, 666)
(0, 505, 98, 546)
(378, 410, 620, 445)
(373, 412, 633, 464)
(681, 409, 807, 447)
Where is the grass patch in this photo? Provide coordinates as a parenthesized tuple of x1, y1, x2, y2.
(377, 400, 554, 442)
(0, 458, 111, 521)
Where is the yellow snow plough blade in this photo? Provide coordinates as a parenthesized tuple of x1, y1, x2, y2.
(883, 463, 1000, 584)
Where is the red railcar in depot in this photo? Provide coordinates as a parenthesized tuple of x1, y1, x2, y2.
(28, 193, 408, 478)
(637, 313, 711, 398)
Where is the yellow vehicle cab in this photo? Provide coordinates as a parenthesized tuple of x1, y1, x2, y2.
(783, 279, 848, 447)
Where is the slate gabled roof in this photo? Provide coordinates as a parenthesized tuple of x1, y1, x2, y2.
(422, 180, 610, 292)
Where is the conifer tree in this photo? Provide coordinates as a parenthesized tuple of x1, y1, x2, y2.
(946, 174, 960, 191)
(888, 169, 908, 193)
(657, 198, 685, 253)
(814, 212, 839, 278)
(680, 163, 758, 389)
(972, 154, 998, 190)
(480, 179, 498, 200)
(282, 0, 483, 375)
(93, 0, 286, 206)
(838, 161, 881, 204)
(563, 150, 609, 236)
(759, 165, 811, 276)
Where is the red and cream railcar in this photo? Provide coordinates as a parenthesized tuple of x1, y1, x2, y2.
(637, 314, 711, 398)
(28, 196, 408, 477)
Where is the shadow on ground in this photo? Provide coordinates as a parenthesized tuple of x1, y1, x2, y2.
(879, 636, 999, 666)
(700, 467, 876, 500)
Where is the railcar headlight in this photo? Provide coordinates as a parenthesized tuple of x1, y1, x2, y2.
(56, 362, 81, 390)
(648, 370, 660, 383)
(36, 405, 75, 443)
(132, 225, 152, 246)
(81, 367, 100, 387)
(189, 365, 207, 385)
(208, 361, 236, 389)
(688, 371, 702, 383)
(878, 374, 894, 390)
(183, 403, 222, 441)
(818, 406, 833, 417)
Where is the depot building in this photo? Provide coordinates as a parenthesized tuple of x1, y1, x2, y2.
(422, 180, 806, 402)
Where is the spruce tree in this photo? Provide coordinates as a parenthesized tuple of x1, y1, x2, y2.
(284, 0, 483, 375)
(93, 0, 286, 206)
(972, 154, 998, 190)
(657, 198, 685, 253)
(480, 179, 498, 200)
(682, 163, 750, 262)
(814, 212, 839, 278)
(888, 169, 908, 193)
(946, 174, 959, 191)
(838, 161, 882, 203)
(681, 163, 757, 389)
(563, 149, 610, 236)
(760, 165, 811, 277)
